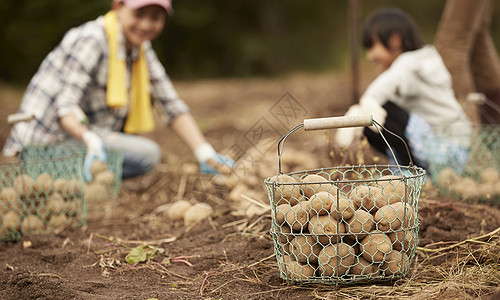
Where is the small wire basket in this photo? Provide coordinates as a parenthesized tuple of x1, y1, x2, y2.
(21, 145, 124, 198)
(264, 116, 426, 284)
(423, 125, 500, 204)
(0, 149, 87, 242)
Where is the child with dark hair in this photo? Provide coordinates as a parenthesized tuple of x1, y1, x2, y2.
(335, 8, 471, 175)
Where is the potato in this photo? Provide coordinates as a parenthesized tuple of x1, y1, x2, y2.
(381, 250, 409, 276)
(65, 199, 81, 217)
(317, 243, 355, 276)
(52, 178, 68, 195)
(360, 232, 392, 263)
(290, 235, 321, 264)
(277, 224, 292, 245)
(33, 173, 53, 194)
(1, 187, 17, 203)
(480, 167, 500, 184)
(450, 177, 480, 200)
(1, 187, 23, 211)
(66, 179, 85, 195)
(301, 174, 336, 199)
(285, 201, 310, 231)
(13, 174, 35, 196)
(167, 200, 193, 221)
(22, 215, 45, 234)
(388, 229, 416, 252)
(376, 175, 409, 204)
(348, 185, 385, 213)
(437, 167, 460, 187)
(330, 194, 355, 221)
(47, 214, 69, 231)
(346, 209, 375, 238)
(273, 203, 292, 225)
(183, 203, 214, 227)
(269, 174, 302, 205)
(2, 211, 21, 232)
(374, 202, 416, 231)
(282, 260, 315, 281)
(350, 256, 380, 277)
(84, 183, 109, 203)
(308, 191, 334, 215)
(94, 170, 115, 187)
(89, 160, 109, 178)
(308, 214, 345, 245)
(46, 194, 65, 214)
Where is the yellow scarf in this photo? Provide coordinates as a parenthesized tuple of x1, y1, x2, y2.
(103, 11, 154, 133)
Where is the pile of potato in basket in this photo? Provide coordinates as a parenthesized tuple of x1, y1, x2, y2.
(269, 171, 418, 282)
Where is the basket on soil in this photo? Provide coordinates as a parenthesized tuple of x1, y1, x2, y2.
(0, 148, 87, 242)
(423, 125, 500, 204)
(21, 145, 124, 199)
(264, 116, 426, 284)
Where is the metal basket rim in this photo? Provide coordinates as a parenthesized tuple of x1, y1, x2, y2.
(264, 164, 426, 186)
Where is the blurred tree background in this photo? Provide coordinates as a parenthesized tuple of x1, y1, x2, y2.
(1, 0, 499, 83)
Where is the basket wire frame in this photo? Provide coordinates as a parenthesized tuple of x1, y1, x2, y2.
(265, 120, 426, 284)
(1, 149, 87, 242)
(423, 98, 500, 204)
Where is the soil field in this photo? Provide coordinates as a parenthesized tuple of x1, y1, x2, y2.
(0, 73, 499, 299)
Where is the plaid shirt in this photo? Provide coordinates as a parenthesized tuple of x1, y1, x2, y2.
(3, 15, 189, 156)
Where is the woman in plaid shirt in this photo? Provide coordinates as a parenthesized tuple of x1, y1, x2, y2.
(3, 0, 233, 180)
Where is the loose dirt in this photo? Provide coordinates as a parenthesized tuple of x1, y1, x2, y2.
(0, 73, 499, 299)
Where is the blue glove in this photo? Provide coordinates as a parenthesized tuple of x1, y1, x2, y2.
(200, 153, 235, 174)
(82, 131, 107, 182)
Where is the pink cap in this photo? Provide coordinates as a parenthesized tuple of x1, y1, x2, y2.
(118, 0, 173, 15)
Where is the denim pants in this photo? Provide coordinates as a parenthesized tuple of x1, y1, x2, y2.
(96, 130, 161, 178)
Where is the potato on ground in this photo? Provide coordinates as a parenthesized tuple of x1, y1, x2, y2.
(374, 202, 416, 231)
(388, 229, 416, 252)
(94, 170, 115, 187)
(167, 200, 193, 221)
(318, 243, 355, 276)
(285, 201, 311, 231)
(345, 209, 375, 238)
(350, 256, 380, 277)
(381, 250, 409, 276)
(360, 232, 393, 263)
(375, 175, 410, 204)
(89, 160, 109, 178)
(437, 167, 460, 188)
(301, 174, 336, 199)
(183, 203, 214, 227)
(290, 235, 321, 264)
(480, 167, 500, 184)
(308, 191, 334, 215)
(308, 214, 345, 245)
(348, 185, 385, 213)
(282, 259, 316, 281)
(269, 174, 302, 205)
(329, 194, 355, 221)
(84, 183, 110, 203)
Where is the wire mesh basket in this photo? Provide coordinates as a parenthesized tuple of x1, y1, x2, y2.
(0, 149, 87, 242)
(21, 145, 124, 198)
(264, 116, 426, 284)
(423, 124, 500, 204)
